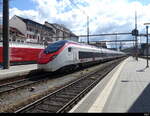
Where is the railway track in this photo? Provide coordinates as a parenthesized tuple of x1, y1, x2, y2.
(0, 58, 121, 95)
(0, 67, 80, 95)
(0, 73, 51, 95)
(14, 58, 124, 113)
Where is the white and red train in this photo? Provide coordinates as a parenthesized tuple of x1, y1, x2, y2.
(0, 42, 44, 65)
(37, 40, 125, 72)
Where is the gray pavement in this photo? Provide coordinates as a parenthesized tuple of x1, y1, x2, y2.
(70, 57, 150, 113)
(0, 64, 38, 81)
(103, 57, 150, 112)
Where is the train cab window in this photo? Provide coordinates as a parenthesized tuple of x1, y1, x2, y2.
(44, 40, 68, 54)
(68, 47, 72, 52)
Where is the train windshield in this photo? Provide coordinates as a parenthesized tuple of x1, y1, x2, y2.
(44, 40, 68, 54)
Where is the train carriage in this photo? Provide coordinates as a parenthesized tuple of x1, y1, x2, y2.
(0, 42, 44, 65)
(37, 40, 125, 72)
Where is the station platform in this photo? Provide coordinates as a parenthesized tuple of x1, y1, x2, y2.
(0, 64, 37, 81)
(70, 57, 150, 113)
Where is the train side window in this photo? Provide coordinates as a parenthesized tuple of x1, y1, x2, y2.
(68, 47, 72, 52)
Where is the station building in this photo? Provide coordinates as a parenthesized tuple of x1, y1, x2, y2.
(0, 25, 26, 42)
(44, 22, 78, 42)
(9, 15, 79, 44)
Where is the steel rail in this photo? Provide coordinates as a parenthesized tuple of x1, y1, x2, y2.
(14, 63, 109, 113)
(57, 62, 116, 113)
(0, 72, 52, 95)
(15, 58, 124, 113)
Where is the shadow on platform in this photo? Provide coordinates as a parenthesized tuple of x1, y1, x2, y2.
(128, 83, 150, 112)
(136, 67, 147, 72)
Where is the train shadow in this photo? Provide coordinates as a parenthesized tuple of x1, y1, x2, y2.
(25, 69, 52, 81)
(25, 63, 100, 81)
(25, 58, 120, 81)
(25, 68, 78, 81)
(128, 83, 150, 112)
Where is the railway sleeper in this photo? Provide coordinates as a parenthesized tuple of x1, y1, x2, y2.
(70, 84, 82, 87)
(26, 109, 51, 113)
(35, 104, 59, 113)
(71, 85, 89, 90)
(64, 89, 80, 93)
(90, 73, 102, 77)
(71, 88, 85, 92)
(79, 82, 93, 86)
(79, 80, 93, 84)
(50, 97, 70, 103)
(70, 86, 84, 89)
(36, 108, 54, 113)
(43, 101, 64, 107)
(64, 90, 81, 94)
(55, 95, 74, 99)
(84, 79, 96, 82)
(61, 92, 77, 97)
(70, 85, 85, 88)
(43, 103, 64, 108)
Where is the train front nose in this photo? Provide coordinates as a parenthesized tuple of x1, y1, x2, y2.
(37, 50, 54, 64)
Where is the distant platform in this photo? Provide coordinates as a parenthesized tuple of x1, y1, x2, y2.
(0, 64, 37, 81)
(70, 57, 150, 113)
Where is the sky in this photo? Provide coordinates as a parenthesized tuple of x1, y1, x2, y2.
(2, 0, 150, 48)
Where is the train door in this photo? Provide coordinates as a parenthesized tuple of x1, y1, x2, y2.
(68, 47, 74, 62)
(73, 48, 78, 63)
(100, 48, 103, 60)
(68, 47, 77, 63)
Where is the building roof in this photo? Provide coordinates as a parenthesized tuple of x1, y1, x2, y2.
(14, 15, 78, 38)
(52, 23, 70, 32)
(15, 15, 55, 33)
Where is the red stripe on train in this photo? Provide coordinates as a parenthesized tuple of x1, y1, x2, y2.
(37, 42, 77, 64)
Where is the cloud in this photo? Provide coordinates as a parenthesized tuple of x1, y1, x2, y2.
(10, 7, 41, 22)
(9, 0, 150, 47)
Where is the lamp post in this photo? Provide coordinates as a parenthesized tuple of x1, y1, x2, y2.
(87, 16, 89, 44)
(135, 11, 138, 61)
(144, 23, 150, 68)
(115, 33, 117, 51)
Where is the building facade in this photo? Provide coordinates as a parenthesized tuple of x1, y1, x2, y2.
(9, 15, 78, 44)
(0, 25, 25, 42)
(44, 21, 78, 42)
(9, 15, 55, 44)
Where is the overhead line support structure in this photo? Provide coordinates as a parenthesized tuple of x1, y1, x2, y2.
(3, 0, 9, 69)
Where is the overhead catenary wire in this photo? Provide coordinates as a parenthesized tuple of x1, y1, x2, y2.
(68, 0, 88, 16)
(68, 0, 90, 44)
